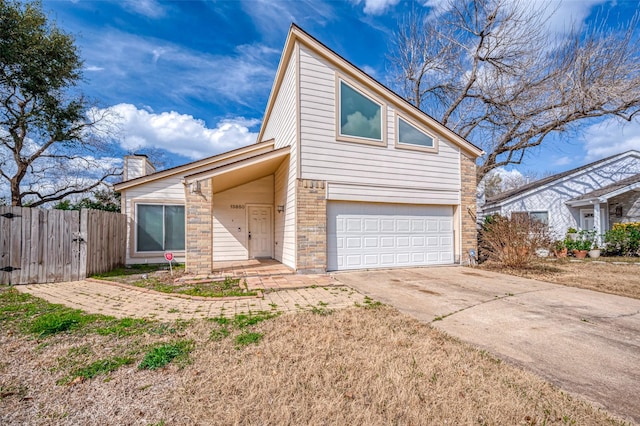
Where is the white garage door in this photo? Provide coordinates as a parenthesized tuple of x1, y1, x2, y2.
(327, 202, 454, 271)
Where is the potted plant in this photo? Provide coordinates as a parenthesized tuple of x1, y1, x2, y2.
(572, 233, 592, 259)
(567, 227, 579, 241)
(589, 239, 601, 259)
(553, 240, 568, 258)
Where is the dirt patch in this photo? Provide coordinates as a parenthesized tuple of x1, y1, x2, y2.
(0, 286, 626, 425)
(481, 260, 640, 300)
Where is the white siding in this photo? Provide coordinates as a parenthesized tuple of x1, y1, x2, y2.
(213, 176, 274, 261)
(327, 182, 460, 205)
(298, 46, 461, 191)
(492, 155, 640, 239)
(262, 48, 298, 268)
(123, 176, 186, 265)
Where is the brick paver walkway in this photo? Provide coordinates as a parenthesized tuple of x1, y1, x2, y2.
(16, 279, 365, 320)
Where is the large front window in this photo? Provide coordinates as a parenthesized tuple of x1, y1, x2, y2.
(339, 80, 382, 141)
(136, 204, 185, 252)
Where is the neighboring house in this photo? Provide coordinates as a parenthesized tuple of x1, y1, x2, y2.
(114, 25, 484, 274)
(481, 151, 640, 240)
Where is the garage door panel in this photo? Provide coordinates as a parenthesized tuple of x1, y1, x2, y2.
(327, 202, 455, 271)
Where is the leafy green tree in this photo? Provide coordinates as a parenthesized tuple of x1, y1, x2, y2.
(0, 0, 120, 207)
(54, 189, 120, 212)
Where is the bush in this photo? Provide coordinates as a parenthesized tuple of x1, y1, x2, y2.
(603, 222, 640, 256)
(480, 215, 551, 267)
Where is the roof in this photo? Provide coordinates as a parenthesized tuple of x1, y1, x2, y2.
(114, 139, 275, 191)
(568, 173, 640, 202)
(484, 150, 640, 206)
(256, 23, 484, 158)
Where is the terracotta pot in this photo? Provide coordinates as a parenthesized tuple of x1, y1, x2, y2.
(573, 249, 588, 259)
(554, 248, 568, 258)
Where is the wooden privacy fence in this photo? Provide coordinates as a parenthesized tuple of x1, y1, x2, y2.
(0, 207, 126, 285)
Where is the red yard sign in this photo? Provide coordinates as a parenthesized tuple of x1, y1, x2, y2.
(164, 252, 173, 262)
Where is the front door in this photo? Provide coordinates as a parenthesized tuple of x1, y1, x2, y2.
(581, 210, 595, 230)
(248, 206, 272, 258)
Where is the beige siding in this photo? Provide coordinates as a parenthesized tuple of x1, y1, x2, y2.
(261, 46, 298, 268)
(298, 46, 461, 190)
(327, 182, 460, 205)
(212, 175, 274, 261)
(123, 157, 145, 181)
(122, 176, 186, 265)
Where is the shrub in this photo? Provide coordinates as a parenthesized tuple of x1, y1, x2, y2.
(480, 215, 551, 267)
(604, 222, 640, 256)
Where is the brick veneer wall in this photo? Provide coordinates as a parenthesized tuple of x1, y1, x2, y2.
(185, 179, 213, 274)
(461, 153, 478, 262)
(296, 179, 327, 273)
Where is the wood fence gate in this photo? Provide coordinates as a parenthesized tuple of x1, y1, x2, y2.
(0, 207, 126, 285)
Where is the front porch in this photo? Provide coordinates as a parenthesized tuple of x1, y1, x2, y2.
(208, 258, 335, 291)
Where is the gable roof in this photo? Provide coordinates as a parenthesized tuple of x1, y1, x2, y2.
(567, 172, 640, 203)
(114, 139, 275, 191)
(256, 24, 484, 158)
(483, 150, 640, 207)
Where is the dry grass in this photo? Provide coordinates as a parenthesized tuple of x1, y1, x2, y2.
(482, 259, 640, 300)
(1, 290, 625, 425)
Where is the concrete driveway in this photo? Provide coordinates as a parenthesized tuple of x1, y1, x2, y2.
(334, 266, 640, 424)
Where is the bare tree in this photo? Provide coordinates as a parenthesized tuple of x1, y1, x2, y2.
(389, 0, 640, 181)
(0, 1, 120, 207)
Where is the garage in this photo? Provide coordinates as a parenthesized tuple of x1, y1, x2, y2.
(327, 201, 454, 271)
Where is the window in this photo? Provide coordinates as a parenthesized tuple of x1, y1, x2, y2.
(136, 204, 185, 252)
(398, 117, 434, 148)
(512, 211, 548, 225)
(338, 80, 382, 141)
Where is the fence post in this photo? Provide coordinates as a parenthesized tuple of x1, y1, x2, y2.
(79, 209, 88, 279)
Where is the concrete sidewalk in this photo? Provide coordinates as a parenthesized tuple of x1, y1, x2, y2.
(16, 279, 365, 321)
(335, 266, 640, 424)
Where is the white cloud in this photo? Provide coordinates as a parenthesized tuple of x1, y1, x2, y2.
(104, 103, 260, 159)
(240, 0, 335, 41)
(118, 0, 166, 18)
(84, 65, 104, 72)
(553, 156, 572, 166)
(361, 65, 378, 78)
(581, 118, 640, 161)
(80, 31, 279, 108)
(351, 0, 400, 15)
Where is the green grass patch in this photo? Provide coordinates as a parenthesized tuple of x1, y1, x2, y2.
(232, 311, 278, 329)
(96, 317, 149, 337)
(209, 327, 230, 341)
(138, 341, 194, 370)
(60, 356, 134, 384)
(28, 309, 101, 337)
(235, 331, 263, 347)
(91, 263, 183, 278)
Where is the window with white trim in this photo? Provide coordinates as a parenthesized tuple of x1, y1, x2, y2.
(338, 80, 382, 141)
(398, 117, 434, 148)
(136, 204, 185, 252)
(512, 211, 549, 225)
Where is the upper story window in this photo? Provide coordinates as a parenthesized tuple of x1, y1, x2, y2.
(398, 118, 434, 148)
(136, 204, 185, 252)
(338, 80, 383, 143)
(395, 115, 438, 153)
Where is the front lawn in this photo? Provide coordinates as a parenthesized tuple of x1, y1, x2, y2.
(0, 285, 626, 425)
(482, 258, 640, 300)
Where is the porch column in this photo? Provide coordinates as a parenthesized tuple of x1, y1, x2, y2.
(593, 202, 602, 242)
(185, 178, 213, 275)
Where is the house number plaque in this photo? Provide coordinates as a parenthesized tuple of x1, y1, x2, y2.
(230, 204, 245, 209)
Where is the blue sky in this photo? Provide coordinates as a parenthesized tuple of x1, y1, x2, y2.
(41, 0, 640, 179)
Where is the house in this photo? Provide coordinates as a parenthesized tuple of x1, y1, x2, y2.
(113, 24, 484, 274)
(480, 151, 640, 240)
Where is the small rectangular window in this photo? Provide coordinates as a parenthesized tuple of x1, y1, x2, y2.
(398, 118, 434, 148)
(136, 204, 185, 252)
(512, 211, 549, 225)
(339, 80, 382, 141)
